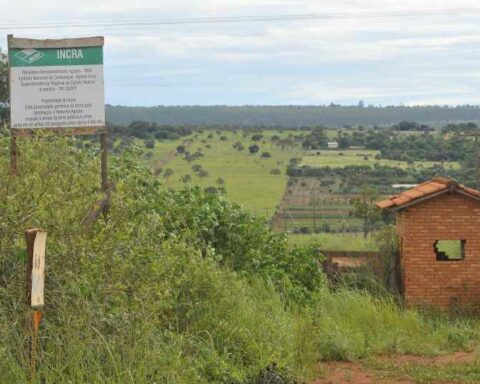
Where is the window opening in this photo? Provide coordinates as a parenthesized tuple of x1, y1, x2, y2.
(434, 240, 465, 261)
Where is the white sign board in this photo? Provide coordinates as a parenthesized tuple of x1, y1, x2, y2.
(8, 36, 105, 132)
(31, 231, 47, 308)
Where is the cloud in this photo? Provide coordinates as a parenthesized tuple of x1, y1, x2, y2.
(2, 0, 480, 105)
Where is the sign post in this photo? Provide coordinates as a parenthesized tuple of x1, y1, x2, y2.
(25, 228, 47, 380)
(7, 35, 109, 210)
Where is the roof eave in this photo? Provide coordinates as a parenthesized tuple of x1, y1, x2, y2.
(388, 188, 480, 212)
(388, 189, 450, 212)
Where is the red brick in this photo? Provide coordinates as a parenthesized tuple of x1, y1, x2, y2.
(394, 191, 480, 310)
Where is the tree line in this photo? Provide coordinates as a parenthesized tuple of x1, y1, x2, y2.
(106, 104, 480, 127)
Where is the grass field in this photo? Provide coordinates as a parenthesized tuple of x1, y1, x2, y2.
(144, 130, 304, 215)
(141, 132, 460, 223)
(301, 149, 460, 169)
(287, 233, 378, 251)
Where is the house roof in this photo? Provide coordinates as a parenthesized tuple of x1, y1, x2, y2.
(376, 177, 480, 210)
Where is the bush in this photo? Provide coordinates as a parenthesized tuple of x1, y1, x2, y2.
(261, 152, 272, 158)
(0, 137, 320, 382)
(233, 141, 244, 151)
(0, 136, 479, 382)
(249, 144, 260, 154)
(144, 139, 155, 149)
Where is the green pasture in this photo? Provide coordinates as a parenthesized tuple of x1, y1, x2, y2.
(287, 233, 378, 251)
(281, 219, 364, 232)
(301, 150, 460, 169)
(143, 137, 188, 167)
(145, 130, 305, 215)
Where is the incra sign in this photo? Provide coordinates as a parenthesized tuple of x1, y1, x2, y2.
(8, 36, 105, 132)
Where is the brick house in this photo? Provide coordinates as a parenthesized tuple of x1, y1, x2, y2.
(376, 177, 480, 310)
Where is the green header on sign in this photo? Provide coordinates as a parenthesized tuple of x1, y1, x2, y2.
(9, 46, 103, 67)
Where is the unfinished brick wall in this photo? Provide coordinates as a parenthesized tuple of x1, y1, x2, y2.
(396, 191, 480, 310)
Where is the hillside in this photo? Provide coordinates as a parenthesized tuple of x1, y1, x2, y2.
(106, 105, 480, 127)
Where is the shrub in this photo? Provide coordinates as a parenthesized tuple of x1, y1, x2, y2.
(1, 136, 479, 382)
(249, 144, 260, 154)
(0, 137, 321, 382)
(233, 141, 244, 151)
(261, 152, 271, 158)
(144, 139, 155, 149)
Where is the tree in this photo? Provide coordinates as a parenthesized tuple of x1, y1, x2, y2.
(144, 139, 155, 149)
(233, 141, 244, 151)
(338, 136, 350, 149)
(163, 168, 174, 181)
(181, 174, 192, 183)
(351, 186, 381, 238)
(176, 145, 186, 154)
(192, 164, 202, 173)
(198, 169, 209, 179)
(248, 144, 259, 154)
(271, 135, 280, 142)
(251, 134, 263, 141)
(216, 177, 225, 186)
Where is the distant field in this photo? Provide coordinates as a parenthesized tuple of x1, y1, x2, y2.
(300, 150, 460, 169)
(287, 233, 378, 251)
(142, 130, 305, 215)
(141, 132, 459, 232)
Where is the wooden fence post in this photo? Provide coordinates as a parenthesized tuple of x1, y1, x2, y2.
(25, 228, 47, 380)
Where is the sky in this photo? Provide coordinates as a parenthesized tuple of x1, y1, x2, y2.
(1, 0, 480, 106)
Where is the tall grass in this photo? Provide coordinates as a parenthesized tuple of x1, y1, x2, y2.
(0, 135, 479, 383)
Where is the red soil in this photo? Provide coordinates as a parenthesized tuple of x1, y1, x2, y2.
(311, 350, 479, 384)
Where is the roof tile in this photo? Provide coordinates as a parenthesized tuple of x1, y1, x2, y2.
(376, 178, 480, 210)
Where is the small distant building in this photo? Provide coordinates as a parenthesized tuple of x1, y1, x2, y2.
(376, 177, 480, 311)
(327, 141, 339, 149)
(391, 184, 418, 189)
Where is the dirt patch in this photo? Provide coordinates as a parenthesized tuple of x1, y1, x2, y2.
(311, 361, 413, 384)
(377, 350, 478, 366)
(311, 350, 479, 384)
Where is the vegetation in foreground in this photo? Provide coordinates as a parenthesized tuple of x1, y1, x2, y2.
(0, 135, 479, 383)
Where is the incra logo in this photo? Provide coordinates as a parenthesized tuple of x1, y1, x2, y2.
(15, 49, 44, 64)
